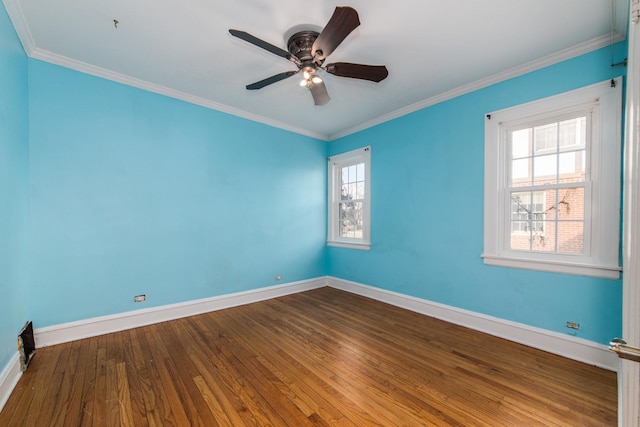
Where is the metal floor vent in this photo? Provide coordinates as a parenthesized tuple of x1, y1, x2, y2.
(18, 320, 35, 372)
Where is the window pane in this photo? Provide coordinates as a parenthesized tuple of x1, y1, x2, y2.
(348, 183, 356, 199)
(534, 123, 557, 152)
(356, 163, 365, 181)
(356, 182, 365, 200)
(510, 225, 531, 251)
(353, 204, 363, 238)
(511, 191, 546, 224)
(341, 165, 355, 186)
(558, 151, 585, 182)
(533, 154, 557, 184)
(340, 184, 347, 200)
(511, 158, 531, 185)
(531, 221, 555, 253)
(339, 201, 363, 238)
(510, 191, 546, 251)
(339, 221, 351, 238)
(339, 201, 353, 238)
(557, 221, 584, 254)
(544, 190, 557, 221)
(559, 187, 584, 220)
(559, 117, 586, 150)
(512, 129, 530, 158)
(339, 202, 350, 219)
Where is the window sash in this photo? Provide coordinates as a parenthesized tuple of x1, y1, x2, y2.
(503, 181, 591, 257)
(507, 112, 591, 187)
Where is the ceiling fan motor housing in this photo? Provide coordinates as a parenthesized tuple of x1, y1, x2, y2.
(287, 31, 322, 65)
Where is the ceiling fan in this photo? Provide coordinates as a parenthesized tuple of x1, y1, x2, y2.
(229, 6, 388, 106)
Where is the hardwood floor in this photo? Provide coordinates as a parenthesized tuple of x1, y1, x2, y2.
(0, 287, 617, 426)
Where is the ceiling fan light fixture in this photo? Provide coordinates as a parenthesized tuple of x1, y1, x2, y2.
(300, 65, 322, 88)
(302, 67, 314, 80)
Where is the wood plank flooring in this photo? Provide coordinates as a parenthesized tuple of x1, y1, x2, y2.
(0, 287, 617, 426)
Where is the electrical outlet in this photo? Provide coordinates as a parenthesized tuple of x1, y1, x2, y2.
(134, 294, 146, 303)
(566, 321, 580, 330)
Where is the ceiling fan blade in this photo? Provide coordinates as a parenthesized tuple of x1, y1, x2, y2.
(309, 81, 330, 105)
(229, 29, 301, 65)
(246, 71, 298, 90)
(325, 62, 389, 82)
(312, 7, 360, 61)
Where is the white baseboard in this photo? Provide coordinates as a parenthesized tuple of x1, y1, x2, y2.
(30, 275, 617, 372)
(35, 277, 328, 348)
(0, 352, 21, 413)
(328, 277, 618, 371)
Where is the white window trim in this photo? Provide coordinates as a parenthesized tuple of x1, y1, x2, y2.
(483, 78, 622, 279)
(327, 146, 371, 250)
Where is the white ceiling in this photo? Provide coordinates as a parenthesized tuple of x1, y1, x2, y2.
(3, 0, 629, 140)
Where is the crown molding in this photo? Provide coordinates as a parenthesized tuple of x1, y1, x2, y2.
(328, 33, 625, 140)
(2, 0, 35, 54)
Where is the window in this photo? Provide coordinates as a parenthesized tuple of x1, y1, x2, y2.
(483, 78, 622, 279)
(327, 146, 371, 250)
(510, 191, 545, 236)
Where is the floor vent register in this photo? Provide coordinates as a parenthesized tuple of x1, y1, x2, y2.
(18, 320, 35, 372)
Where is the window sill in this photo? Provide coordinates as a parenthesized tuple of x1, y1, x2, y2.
(327, 240, 371, 250)
(481, 254, 621, 280)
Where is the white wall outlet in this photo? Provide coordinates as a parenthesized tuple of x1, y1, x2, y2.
(134, 294, 146, 303)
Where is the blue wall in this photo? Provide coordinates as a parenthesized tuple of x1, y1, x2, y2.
(0, 5, 29, 371)
(327, 44, 627, 345)
(26, 61, 327, 327)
